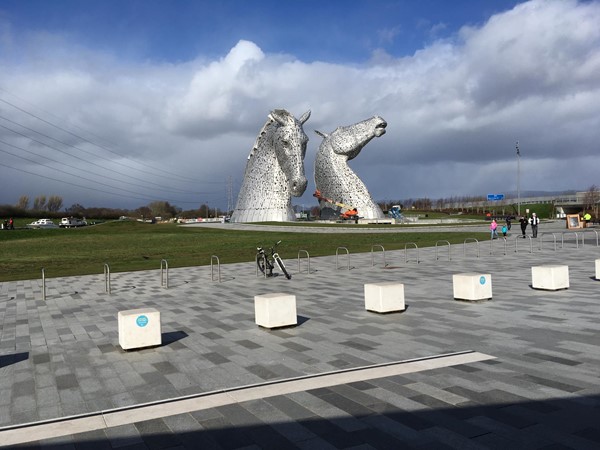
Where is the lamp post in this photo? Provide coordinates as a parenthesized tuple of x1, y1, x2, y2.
(516, 141, 521, 216)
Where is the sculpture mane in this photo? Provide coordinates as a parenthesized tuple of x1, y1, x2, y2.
(314, 116, 387, 220)
(231, 109, 310, 223)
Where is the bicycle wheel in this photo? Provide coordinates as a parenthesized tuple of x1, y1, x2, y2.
(274, 255, 291, 279)
(256, 254, 267, 275)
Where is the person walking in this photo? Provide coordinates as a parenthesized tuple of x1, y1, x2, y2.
(490, 219, 499, 239)
(529, 212, 540, 238)
(519, 215, 528, 238)
(505, 215, 512, 231)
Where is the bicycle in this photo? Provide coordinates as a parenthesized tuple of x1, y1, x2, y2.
(256, 240, 291, 279)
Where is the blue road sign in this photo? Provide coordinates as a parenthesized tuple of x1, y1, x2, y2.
(487, 194, 505, 201)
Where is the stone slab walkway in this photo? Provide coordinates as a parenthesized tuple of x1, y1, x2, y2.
(0, 223, 598, 449)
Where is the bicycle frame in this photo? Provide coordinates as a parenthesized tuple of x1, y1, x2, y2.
(256, 240, 291, 279)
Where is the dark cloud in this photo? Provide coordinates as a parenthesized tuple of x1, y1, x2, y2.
(0, 0, 598, 210)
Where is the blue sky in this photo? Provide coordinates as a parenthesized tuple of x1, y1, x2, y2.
(0, 0, 598, 212)
(2, 0, 522, 63)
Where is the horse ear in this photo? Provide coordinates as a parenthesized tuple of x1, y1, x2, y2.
(314, 130, 328, 138)
(269, 109, 289, 126)
(299, 110, 311, 124)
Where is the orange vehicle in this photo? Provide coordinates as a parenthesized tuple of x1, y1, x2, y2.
(313, 190, 359, 220)
(340, 208, 359, 219)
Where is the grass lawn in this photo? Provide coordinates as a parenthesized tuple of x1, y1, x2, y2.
(0, 220, 489, 282)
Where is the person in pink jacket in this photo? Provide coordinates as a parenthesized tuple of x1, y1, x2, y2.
(490, 219, 498, 239)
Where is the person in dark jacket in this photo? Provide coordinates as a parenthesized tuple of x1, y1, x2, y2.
(519, 215, 528, 238)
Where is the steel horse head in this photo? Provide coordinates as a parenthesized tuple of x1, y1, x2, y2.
(231, 109, 310, 222)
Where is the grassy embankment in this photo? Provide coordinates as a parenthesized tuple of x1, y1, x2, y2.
(0, 220, 488, 282)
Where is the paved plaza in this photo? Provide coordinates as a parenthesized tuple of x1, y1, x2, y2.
(0, 221, 599, 449)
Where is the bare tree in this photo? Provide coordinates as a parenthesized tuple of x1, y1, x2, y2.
(65, 204, 86, 216)
(33, 195, 47, 211)
(199, 203, 210, 218)
(583, 184, 599, 217)
(135, 206, 152, 221)
(16, 195, 30, 210)
(148, 201, 177, 220)
(413, 198, 432, 210)
(46, 195, 63, 212)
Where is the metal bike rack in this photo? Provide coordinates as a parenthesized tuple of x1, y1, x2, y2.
(581, 229, 599, 247)
(558, 232, 565, 249)
(297, 250, 310, 274)
(435, 240, 450, 261)
(463, 238, 479, 258)
(336, 247, 350, 270)
(489, 236, 507, 255)
(561, 232, 582, 248)
(41, 268, 46, 301)
(256, 254, 268, 278)
(539, 233, 558, 251)
(574, 232, 582, 248)
(371, 245, 386, 267)
(104, 263, 111, 295)
(210, 255, 221, 282)
(404, 242, 419, 263)
(515, 235, 533, 253)
(160, 259, 169, 288)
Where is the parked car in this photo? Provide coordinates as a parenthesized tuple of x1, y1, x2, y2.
(59, 217, 87, 228)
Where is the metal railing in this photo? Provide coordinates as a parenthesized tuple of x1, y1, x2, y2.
(256, 254, 267, 278)
(371, 245, 386, 267)
(515, 235, 533, 253)
(210, 255, 221, 282)
(160, 259, 169, 288)
(463, 238, 480, 258)
(104, 263, 111, 294)
(574, 232, 582, 248)
(41, 268, 46, 301)
(336, 247, 350, 270)
(435, 240, 450, 261)
(581, 229, 599, 247)
(404, 242, 419, 263)
(539, 233, 558, 251)
(489, 237, 507, 255)
(297, 250, 310, 274)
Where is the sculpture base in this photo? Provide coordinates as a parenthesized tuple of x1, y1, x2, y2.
(231, 208, 295, 223)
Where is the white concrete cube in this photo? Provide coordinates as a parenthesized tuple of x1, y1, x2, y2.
(532, 265, 569, 290)
(453, 273, 492, 301)
(118, 308, 162, 350)
(254, 293, 297, 329)
(596, 259, 600, 280)
(364, 282, 405, 313)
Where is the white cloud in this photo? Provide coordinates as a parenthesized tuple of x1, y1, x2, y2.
(0, 0, 598, 210)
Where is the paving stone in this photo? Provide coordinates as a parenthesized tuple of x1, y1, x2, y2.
(0, 221, 599, 448)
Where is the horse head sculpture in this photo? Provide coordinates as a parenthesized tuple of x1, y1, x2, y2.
(269, 109, 309, 197)
(314, 116, 387, 220)
(230, 109, 310, 222)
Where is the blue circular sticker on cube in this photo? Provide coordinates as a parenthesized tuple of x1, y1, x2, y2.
(479, 276, 486, 285)
(136, 315, 149, 327)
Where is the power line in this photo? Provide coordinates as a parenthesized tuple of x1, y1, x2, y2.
(0, 87, 236, 207)
(0, 160, 169, 203)
(0, 141, 219, 203)
(0, 92, 224, 184)
(0, 117, 215, 195)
